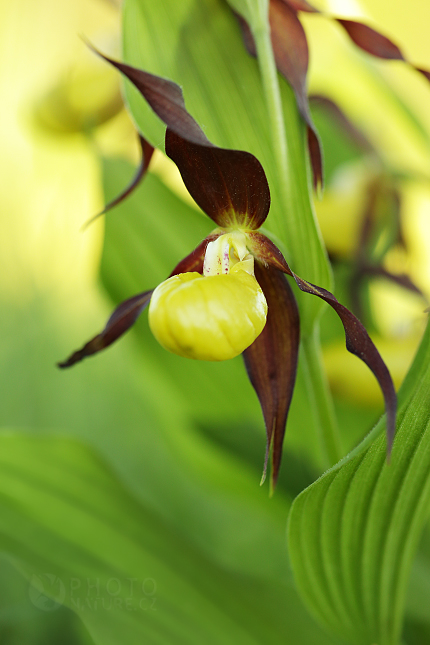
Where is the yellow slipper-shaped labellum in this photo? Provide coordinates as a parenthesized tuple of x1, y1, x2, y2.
(149, 263, 268, 361)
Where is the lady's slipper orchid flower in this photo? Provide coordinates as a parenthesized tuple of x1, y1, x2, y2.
(59, 54, 397, 489)
(149, 231, 268, 361)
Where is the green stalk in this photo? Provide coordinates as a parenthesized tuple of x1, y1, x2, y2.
(301, 326, 342, 466)
(252, 24, 290, 227)
(252, 7, 342, 466)
(251, 14, 330, 296)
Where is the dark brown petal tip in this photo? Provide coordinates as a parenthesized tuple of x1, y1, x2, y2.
(248, 231, 397, 455)
(336, 20, 430, 82)
(337, 19, 404, 60)
(165, 129, 271, 229)
(58, 291, 153, 368)
(243, 263, 300, 492)
(87, 45, 209, 146)
(82, 135, 154, 230)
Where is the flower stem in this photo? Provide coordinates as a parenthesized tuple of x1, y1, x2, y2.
(252, 14, 331, 303)
(301, 326, 343, 467)
(252, 22, 290, 226)
(252, 11, 341, 466)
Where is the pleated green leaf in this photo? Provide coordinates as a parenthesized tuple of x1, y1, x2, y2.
(288, 318, 430, 645)
(0, 432, 344, 645)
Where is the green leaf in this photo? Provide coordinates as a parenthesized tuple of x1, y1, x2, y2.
(0, 555, 91, 645)
(288, 319, 430, 644)
(0, 432, 343, 645)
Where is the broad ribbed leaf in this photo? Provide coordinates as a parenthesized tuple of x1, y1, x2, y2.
(0, 433, 343, 645)
(58, 290, 153, 368)
(248, 231, 397, 454)
(288, 318, 430, 644)
(165, 129, 271, 230)
(243, 264, 300, 491)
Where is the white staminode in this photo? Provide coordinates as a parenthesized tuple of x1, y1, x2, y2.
(203, 231, 254, 277)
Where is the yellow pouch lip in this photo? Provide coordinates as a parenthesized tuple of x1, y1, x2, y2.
(148, 270, 267, 361)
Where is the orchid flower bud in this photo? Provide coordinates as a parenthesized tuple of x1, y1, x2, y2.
(148, 232, 268, 361)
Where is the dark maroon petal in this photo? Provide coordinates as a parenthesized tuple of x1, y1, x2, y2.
(83, 135, 154, 230)
(248, 231, 397, 455)
(237, 1, 323, 189)
(336, 20, 430, 81)
(337, 20, 404, 60)
(88, 45, 209, 146)
(58, 291, 153, 368)
(91, 46, 271, 229)
(243, 263, 300, 491)
(165, 129, 271, 229)
(270, 0, 309, 112)
(269, 0, 323, 188)
(307, 127, 323, 190)
(169, 234, 221, 277)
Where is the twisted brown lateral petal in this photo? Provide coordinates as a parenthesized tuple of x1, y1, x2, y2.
(58, 237, 216, 368)
(83, 136, 154, 230)
(248, 231, 397, 455)
(165, 129, 271, 230)
(243, 263, 300, 491)
(58, 291, 153, 368)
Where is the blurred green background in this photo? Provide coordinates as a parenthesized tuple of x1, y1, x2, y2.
(1, 0, 430, 643)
